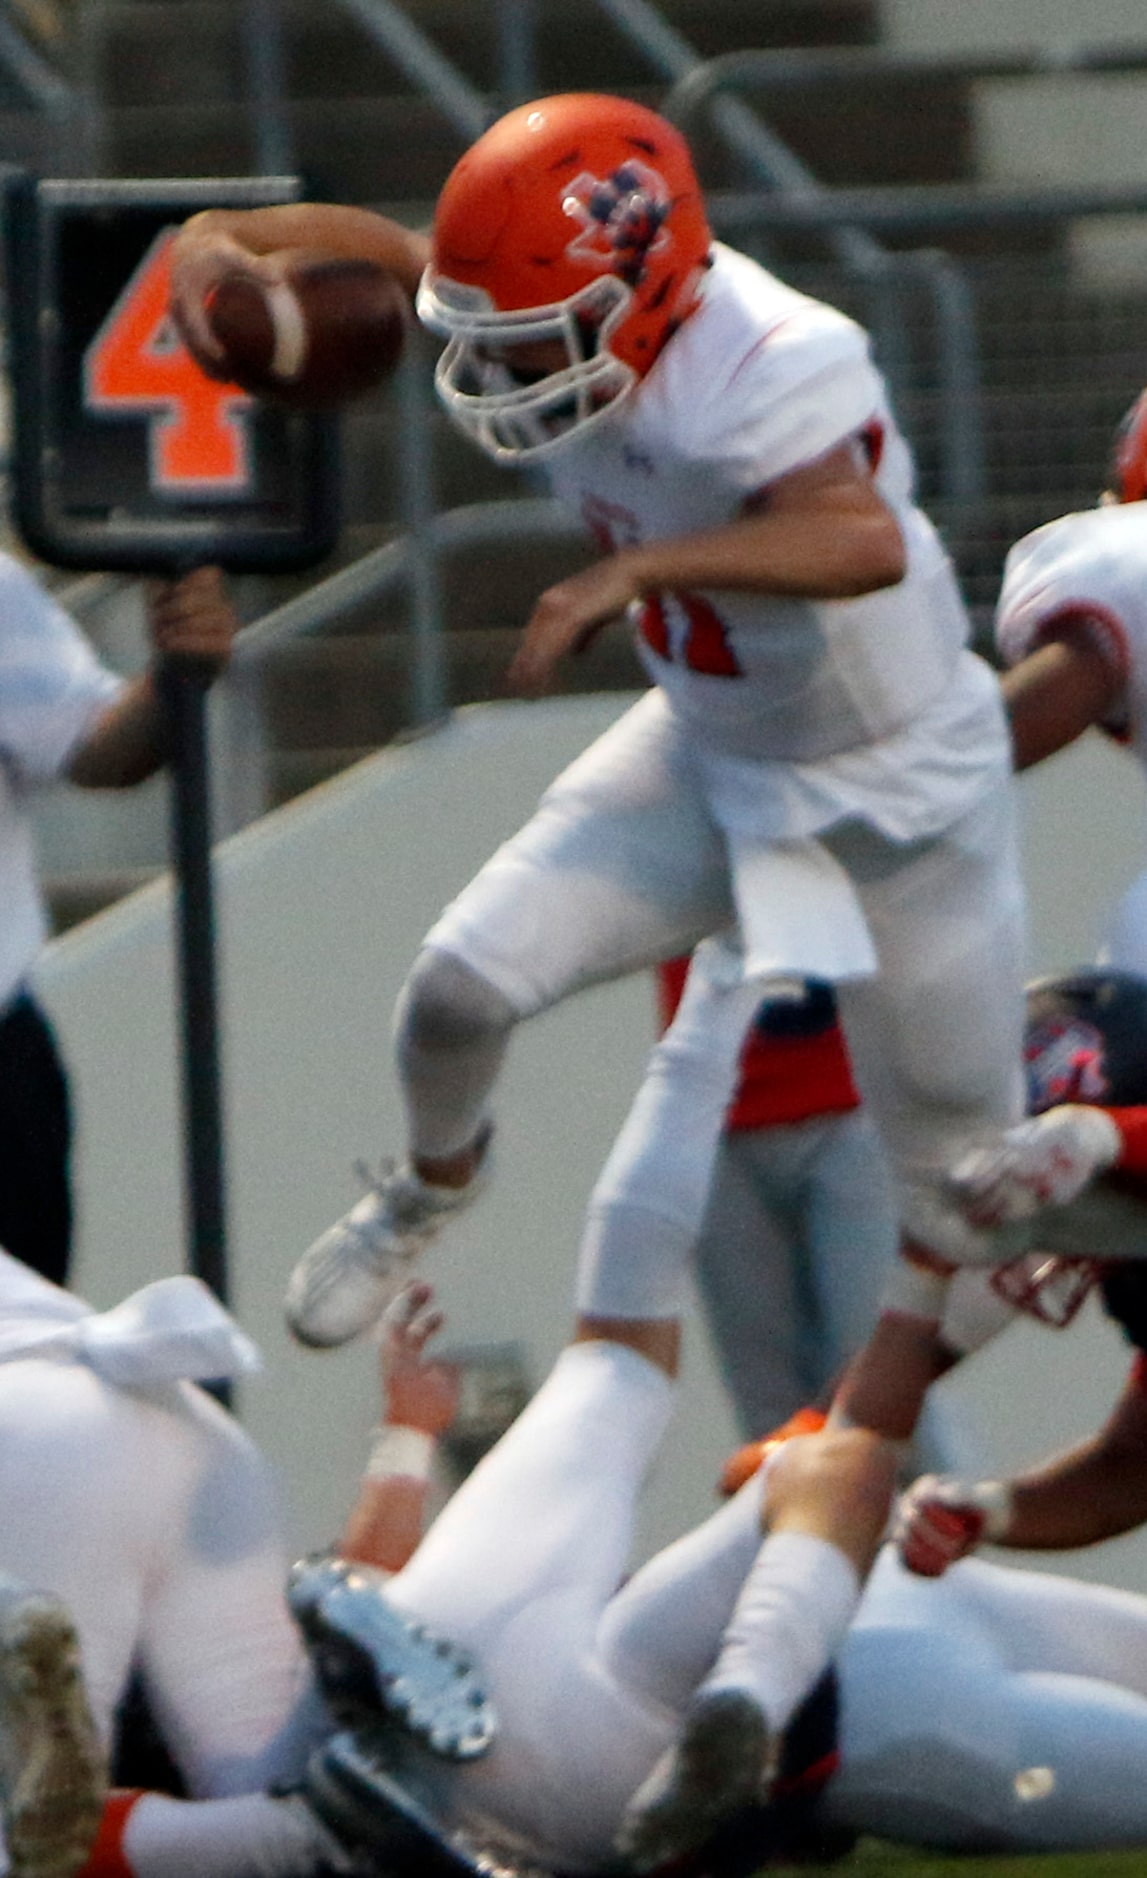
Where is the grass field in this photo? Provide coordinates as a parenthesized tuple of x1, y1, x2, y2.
(769, 1842, 1147, 1877)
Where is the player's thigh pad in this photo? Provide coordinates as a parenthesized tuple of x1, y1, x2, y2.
(423, 693, 733, 1016)
(831, 785, 1026, 1176)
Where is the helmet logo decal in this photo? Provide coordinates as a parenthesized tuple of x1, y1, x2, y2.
(562, 160, 672, 287)
(1025, 1016, 1109, 1112)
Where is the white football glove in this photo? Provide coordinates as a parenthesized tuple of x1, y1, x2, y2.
(945, 1105, 1121, 1228)
(894, 1474, 1013, 1577)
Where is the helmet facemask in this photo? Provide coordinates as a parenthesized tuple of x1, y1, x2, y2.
(418, 270, 636, 464)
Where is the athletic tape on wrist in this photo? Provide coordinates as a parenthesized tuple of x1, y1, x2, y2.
(970, 1477, 1013, 1541)
(365, 1424, 435, 1483)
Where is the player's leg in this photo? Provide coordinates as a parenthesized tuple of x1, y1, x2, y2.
(576, 827, 899, 1369)
(798, 1109, 898, 1399)
(930, 1554, 1147, 1695)
(575, 936, 785, 1328)
(384, 1333, 676, 1652)
(617, 1428, 897, 1871)
(77, 1789, 353, 1878)
(0, 1362, 156, 1753)
(286, 692, 733, 1348)
(825, 1551, 1147, 1853)
(131, 1390, 323, 1800)
(692, 1130, 810, 1438)
(827, 784, 1027, 1440)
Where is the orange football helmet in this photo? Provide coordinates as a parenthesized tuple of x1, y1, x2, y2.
(416, 92, 712, 463)
(1109, 386, 1147, 502)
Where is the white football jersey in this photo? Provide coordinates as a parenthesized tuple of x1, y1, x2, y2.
(544, 242, 972, 765)
(996, 503, 1147, 767)
(0, 552, 123, 1004)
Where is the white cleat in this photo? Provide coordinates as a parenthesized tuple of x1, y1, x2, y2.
(0, 1581, 106, 1878)
(617, 1687, 770, 1874)
(288, 1554, 496, 1760)
(285, 1160, 487, 1349)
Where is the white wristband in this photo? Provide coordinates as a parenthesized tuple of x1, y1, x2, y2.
(365, 1425, 435, 1484)
(968, 1478, 1014, 1541)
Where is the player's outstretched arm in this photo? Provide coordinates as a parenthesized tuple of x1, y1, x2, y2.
(169, 203, 431, 370)
(508, 441, 905, 695)
(894, 1472, 1013, 1576)
(67, 566, 238, 789)
(898, 1363, 1147, 1570)
(338, 1280, 459, 1573)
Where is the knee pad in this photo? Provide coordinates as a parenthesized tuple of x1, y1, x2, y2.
(396, 951, 518, 1059)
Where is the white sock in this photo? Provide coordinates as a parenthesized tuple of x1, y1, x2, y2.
(700, 1530, 860, 1736)
(122, 1791, 352, 1878)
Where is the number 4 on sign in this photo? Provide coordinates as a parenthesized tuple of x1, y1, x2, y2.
(84, 228, 254, 497)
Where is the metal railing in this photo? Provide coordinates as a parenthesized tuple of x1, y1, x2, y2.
(35, 2, 1147, 1313)
(29, 14, 1147, 769)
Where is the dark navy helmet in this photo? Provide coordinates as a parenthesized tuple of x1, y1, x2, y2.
(1025, 968, 1147, 1113)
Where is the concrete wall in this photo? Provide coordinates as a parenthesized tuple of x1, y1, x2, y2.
(32, 691, 1147, 1589)
(881, 1, 1147, 55)
(879, 0, 1147, 281)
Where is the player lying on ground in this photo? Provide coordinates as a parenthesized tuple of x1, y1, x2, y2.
(0, 1242, 888, 1876)
(29, 1258, 888, 1877)
(198, 1288, 1147, 1870)
(168, 94, 1028, 1471)
(14, 1246, 1147, 1873)
(0, 1249, 342, 1878)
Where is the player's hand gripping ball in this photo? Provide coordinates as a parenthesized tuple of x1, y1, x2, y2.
(205, 253, 408, 407)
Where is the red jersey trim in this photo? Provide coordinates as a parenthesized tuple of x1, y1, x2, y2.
(1031, 601, 1130, 685)
(1109, 1106, 1147, 1176)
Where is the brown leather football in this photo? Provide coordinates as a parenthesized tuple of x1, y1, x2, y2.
(206, 254, 409, 407)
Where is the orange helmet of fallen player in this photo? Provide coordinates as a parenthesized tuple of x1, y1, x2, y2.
(1109, 386, 1147, 503)
(416, 92, 712, 463)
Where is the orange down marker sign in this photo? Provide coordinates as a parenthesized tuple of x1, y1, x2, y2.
(84, 227, 254, 496)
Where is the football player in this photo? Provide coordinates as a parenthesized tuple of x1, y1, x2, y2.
(896, 967, 1147, 1576)
(185, 1291, 1147, 1873)
(168, 95, 1027, 1469)
(27, 1255, 1147, 1877)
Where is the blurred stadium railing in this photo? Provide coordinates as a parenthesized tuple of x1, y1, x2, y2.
(2, 3, 1145, 913)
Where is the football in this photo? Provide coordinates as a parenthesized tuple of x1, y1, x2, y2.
(205, 253, 409, 407)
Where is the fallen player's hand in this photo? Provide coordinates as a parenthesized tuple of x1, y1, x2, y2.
(894, 1474, 1012, 1576)
(946, 1105, 1121, 1229)
(379, 1281, 459, 1436)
